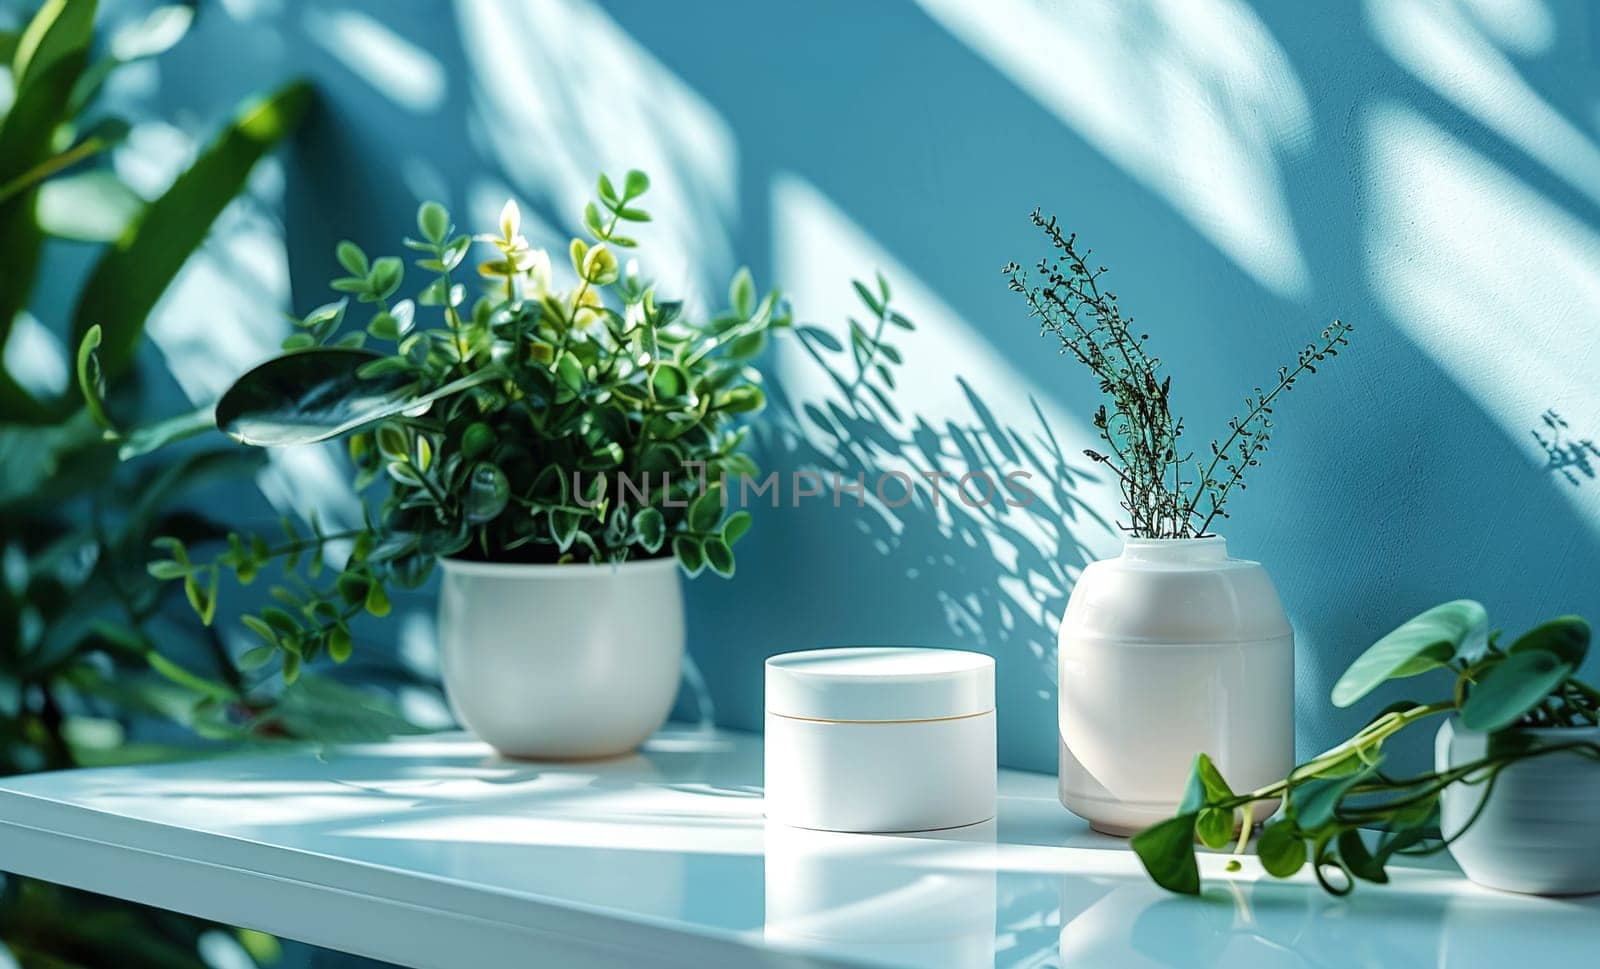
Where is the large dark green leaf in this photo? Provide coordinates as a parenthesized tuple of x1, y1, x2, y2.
(216, 348, 415, 446)
(216, 348, 498, 446)
(70, 79, 313, 380)
(1130, 813, 1201, 894)
(1332, 600, 1487, 707)
(1460, 649, 1573, 732)
(1338, 829, 1389, 884)
(0, 0, 96, 423)
(1507, 616, 1590, 668)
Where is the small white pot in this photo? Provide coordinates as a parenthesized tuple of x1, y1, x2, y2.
(1436, 718, 1600, 896)
(1057, 537, 1294, 835)
(438, 556, 685, 760)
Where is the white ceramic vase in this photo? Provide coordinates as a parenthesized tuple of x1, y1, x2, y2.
(1057, 537, 1294, 835)
(438, 556, 685, 760)
(1436, 718, 1600, 896)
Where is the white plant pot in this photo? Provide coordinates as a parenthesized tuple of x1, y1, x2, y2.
(1057, 536, 1294, 835)
(438, 556, 685, 760)
(1436, 718, 1600, 896)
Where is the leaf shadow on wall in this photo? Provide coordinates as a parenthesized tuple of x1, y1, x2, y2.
(745, 281, 1108, 770)
(1534, 410, 1600, 489)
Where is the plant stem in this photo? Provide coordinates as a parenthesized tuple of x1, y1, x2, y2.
(1229, 702, 1455, 809)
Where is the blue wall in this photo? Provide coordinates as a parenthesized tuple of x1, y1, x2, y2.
(125, 0, 1600, 777)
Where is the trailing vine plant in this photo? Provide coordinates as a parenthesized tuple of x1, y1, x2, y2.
(1004, 209, 1351, 536)
(1132, 600, 1600, 895)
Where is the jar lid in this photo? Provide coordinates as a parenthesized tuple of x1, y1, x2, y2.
(765, 647, 995, 723)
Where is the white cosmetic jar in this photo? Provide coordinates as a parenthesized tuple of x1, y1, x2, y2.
(764, 647, 996, 832)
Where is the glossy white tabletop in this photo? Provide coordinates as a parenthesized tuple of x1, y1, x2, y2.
(0, 728, 1594, 968)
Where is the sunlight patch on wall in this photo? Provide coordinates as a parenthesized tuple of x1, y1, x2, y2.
(1, 313, 67, 400)
(454, 0, 739, 313)
(918, 0, 1313, 300)
(1457, 0, 1557, 54)
(1363, 104, 1600, 526)
(771, 173, 1121, 684)
(303, 8, 448, 114)
(123, 122, 361, 527)
(1367, 0, 1600, 207)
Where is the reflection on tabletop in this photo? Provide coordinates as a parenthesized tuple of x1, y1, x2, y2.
(10, 727, 1596, 968)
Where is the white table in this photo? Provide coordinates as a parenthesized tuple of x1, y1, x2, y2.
(0, 729, 1594, 968)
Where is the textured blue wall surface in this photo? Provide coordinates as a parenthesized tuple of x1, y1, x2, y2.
(118, 0, 1600, 780)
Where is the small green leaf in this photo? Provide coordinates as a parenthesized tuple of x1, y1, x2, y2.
(715, 384, 764, 414)
(688, 485, 723, 533)
(1196, 808, 1233, 849)
(337, 240, 368, 276)
(556, 353, 585, 394)
(282, 651, 301, 685)
(239, 645, 277, 670)
(376, 424, 408, 460)
(262, 607, 300, 635)
(1130, 813, 1200, 895)
(1332, 600, 1487, 707)
(549, 508, 581, 551)
(464, 463, 510, 524)
(704, 538, 734, 577)
(721, 510, 752, 545)
(460, 422, 494, 460)
(369, 256, 403, 300)
(328, 625, 354, 663)
(852, 279, 884, 316)
(1179, 753, 1233, 813)
(633, 506, 666, 553)
(147, 560, 191, 580)
(241, 615, 277, 647)
(1256, 821, 1306, 878)
(674, 535, 705, 576)
(337, 572, 370, 607)
(1461, 649, 1574, 732)
(583, 201, 605, 238)
(650, 364, 688, 399)
(623, 169, 650, 199)
(598, 173, 618, 204)
(417, 201, 449, 243)
(729, 267, 755, 318)
(366, 311, 401, 341)
(364, 580, 392, 618)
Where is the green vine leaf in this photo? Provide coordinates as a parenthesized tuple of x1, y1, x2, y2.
(1461, 649, 1574, 732)
(1506, 616, 1590, 668)
(1332, 600, 1487, 707)
(1130, 813, 1200, 895)
(1256, 821, 1306, 878)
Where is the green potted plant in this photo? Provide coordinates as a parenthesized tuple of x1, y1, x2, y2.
(116, 170, 788, 759)
(1132, 600, 1600, 896)
(1004, 210, 1351, 834)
